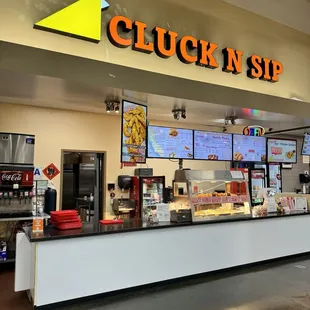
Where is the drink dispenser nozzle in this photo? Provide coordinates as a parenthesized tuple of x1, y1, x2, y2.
(24, 191, 29, 204)
(19, 191, 24, 205)
(3, 192, 8, 204)
(8, 192, 13, 205)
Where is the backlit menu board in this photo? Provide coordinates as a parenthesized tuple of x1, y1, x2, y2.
(194, 131, 232, 160)
(121, 100, 147, 163)
(233, 135, 266, 162)
(301, 135, 310, 156)
(267, 139, 297, 163)
(147, 126, 193, 159)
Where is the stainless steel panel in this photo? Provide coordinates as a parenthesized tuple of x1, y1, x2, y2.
(0, 133, 12, 163)
(79, 169, 95, 197)
(185, 170, 245, 181)
(0, 133, 35, 164)
(62, 172, 76, 210)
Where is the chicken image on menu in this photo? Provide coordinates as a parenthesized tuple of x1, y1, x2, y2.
(233, 135, 267, 162)
(147, 126, 193, 159)
(194, 131, 232, 160)
(121, 100, 147, 163)
(301, 135, 310, 156)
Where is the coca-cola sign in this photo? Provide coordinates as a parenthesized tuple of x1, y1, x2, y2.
(1, 172, 23, 185)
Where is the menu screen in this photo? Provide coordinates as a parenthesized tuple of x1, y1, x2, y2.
(233, 135, 266, 162)
(302, 135, 310, 155)
(147, 126, 193, 159)
(267, 139, 297, 163)
(194, 131, 232, 160)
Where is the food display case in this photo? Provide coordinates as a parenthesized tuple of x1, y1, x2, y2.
(185, 170, 252, 222)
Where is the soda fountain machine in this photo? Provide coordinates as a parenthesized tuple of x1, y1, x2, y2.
(0, 133, 35, 218)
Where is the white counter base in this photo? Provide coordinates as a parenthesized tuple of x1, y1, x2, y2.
(22, 216, 310, 307)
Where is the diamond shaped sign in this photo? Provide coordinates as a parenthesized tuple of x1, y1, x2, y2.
(42, 163, 60, 180)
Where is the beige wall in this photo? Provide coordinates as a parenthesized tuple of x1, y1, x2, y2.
(0, 103, 235, 216)
(0, 0, 310, 102)
(0, 103, 307, 216)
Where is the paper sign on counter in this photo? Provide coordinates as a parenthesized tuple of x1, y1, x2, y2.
(32, 218, 44, 232)
(155, 204, 170, 222)
(294, 197, 307, 211)
(230, 171, 243, 179)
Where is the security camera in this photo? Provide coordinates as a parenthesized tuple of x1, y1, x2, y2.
(268, 128, 273, 132)
(225, 116, 238, 126)
(174, 113, 180, 120)
(172, 108, 186, 121)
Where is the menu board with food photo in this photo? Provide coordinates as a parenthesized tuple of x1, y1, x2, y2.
(267, 138, 297, 163)
(233, 135, 266, 162)
(121, 100, 147, 163)
(194, 131, 232, 161)
(147, 126, 193, 159)
(301, 135, 310, 156)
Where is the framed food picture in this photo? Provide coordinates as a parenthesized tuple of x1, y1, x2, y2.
(121, 100, 147, 163)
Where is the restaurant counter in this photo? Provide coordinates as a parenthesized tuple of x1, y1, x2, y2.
(16, 211, 310, 309)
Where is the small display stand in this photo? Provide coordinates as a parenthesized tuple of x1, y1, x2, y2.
(257, 188, 277, 213)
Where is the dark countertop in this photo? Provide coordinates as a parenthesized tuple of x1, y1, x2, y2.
(24, 211, 310, 243)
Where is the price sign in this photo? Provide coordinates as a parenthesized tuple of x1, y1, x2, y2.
(212, 197, 222, 204)
(32, 218, 44, 232)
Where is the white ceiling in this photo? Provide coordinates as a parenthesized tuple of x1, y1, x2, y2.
(0, 69, 309, 134)
(223, 0, 310, 34)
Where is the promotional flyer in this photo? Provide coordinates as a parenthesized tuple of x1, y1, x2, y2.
(267, 139, 297, 163)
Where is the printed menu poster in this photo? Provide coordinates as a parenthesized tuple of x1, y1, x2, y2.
(148, 126, 193, 159)
(194, 131, 232, 160)
(233, 135, 266, 162)
(121, 100, 147, 163)
(267, 139, 297, 163)
(302, 135, 310, 155)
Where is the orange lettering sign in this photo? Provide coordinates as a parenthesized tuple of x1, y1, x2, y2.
(222, 47, 243, 74)
(177, 36, 198, 64)
(107, 16, 283, 83)
(132, 21, 154, 54)
(153, 27, 178, 58)
(107, 16, 132, 48)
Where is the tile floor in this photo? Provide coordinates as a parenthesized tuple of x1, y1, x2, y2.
(3, 257, 310, 309)
(0, 263, 31, 310)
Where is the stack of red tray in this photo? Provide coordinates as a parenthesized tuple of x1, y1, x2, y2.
(50, 210, 82, 230)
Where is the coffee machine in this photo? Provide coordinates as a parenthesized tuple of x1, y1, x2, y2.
(0, 133, 35, 217)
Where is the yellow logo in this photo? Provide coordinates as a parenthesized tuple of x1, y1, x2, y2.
(34, 0, 110, 43)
